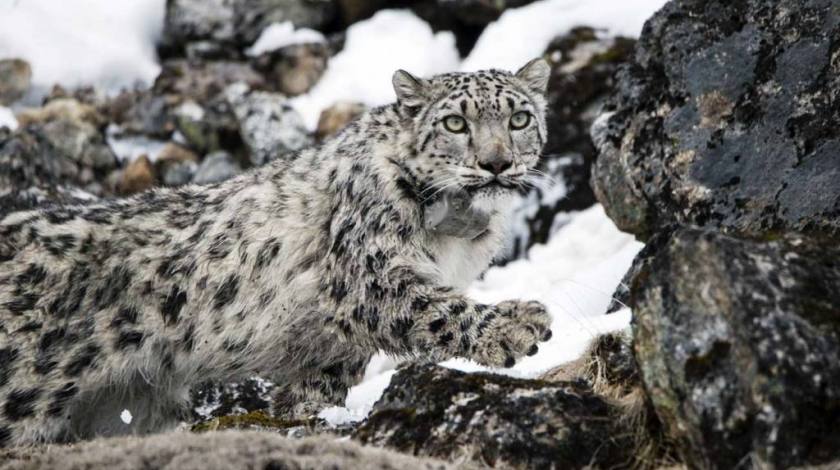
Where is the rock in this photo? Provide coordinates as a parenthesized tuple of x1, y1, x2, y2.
(16, 98, 104, 128)
(252, 42, 330, 96)
(155, 143, 199, 186)
(354, 363, 635, 468)
(410, 0, 534, 56)
(505, 28, 636, 260)
(631, 228, 840, 468)
(592, 0, 840, 241)
(315, 101, 366, 139)
(159, 0, 238, 59)
(117, 155, 156, 195)
(105, 89, 174, 139)
(336, 0, 388, 25)
(232, 0, 337, 46)
(0, 59, 32, 106)
(0, 105, 117, 195)
(0, 430, 457, 470)
(225, 83, 312, 166)
(191, 377, 275, 421)
(154, 60, 267, 106)
(193, 151, 242, 184)
(435, 0, 534, 26)
(159, 0, 336, 58)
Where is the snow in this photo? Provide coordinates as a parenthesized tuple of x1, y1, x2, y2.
(106, 126, 169, 163)
(289, 10, 460, 129)
(246, 22, 326, 57)
(0, 107, 17, 131)
(120, 409, 133, 425)
(325, 205, 643, 425)
(0, 0, 165, 96)
(462, 0, 668, 72)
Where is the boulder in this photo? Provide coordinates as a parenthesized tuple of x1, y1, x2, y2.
(232, 0, 337, 46)
(159, 0, 239, 59)
(0, 105, 117, 196)
(193, 150, 242, 184)
(105, 89, 174, 139)
(155, 143, 199, 187)
(0, 59, 32, 106)
(631, 228, 840, 468)
(592, 0, 840, 241)
(315, 101, 366, 139)
(154, 60, 267, 106)
(117, 155, 157, 195)
(505, 28, 636, 260)
(354, 363, 635, 468)
(0, 430, 456, 470)
(434, 0, 534, 26)
(252, 42, 330, 96)
(159, 0, 336, 58)
(225, 83, 311, 166)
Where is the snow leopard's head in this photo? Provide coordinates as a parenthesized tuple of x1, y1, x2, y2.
(393, 59, 550, 205)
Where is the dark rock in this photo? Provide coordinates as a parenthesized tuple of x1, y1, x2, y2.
(225, 84, 311, 166)
(592, 0, 840, 241)
(631, 228, 840, 468)
(191, 377, 275, 421)
(435, 0, 534, 26)
(252, 42, 330, 96)
(0, 59, 32, 106)
(505, 28, 636, 260)
(336, 0, 389, 25)
(193, 150, 242, 184)
(232, 0, 337, 46)
(354, 363, 634, 469)
(410, 0, 535, 56)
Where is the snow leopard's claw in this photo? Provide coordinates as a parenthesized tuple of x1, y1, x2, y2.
(472, 299, 552, 368)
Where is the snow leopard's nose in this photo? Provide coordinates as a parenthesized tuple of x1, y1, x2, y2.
(478, 155, 513, 175)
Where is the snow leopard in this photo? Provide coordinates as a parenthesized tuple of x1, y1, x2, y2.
(0, 59, 553, 446)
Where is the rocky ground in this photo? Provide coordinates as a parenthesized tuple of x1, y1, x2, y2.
(1, 0, 839, 468)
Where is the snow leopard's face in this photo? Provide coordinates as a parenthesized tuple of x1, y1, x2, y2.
(393, 59, 550, 205)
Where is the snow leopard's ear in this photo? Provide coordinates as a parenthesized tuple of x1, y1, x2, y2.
(392, 69, 429, 108)
(515, 58, 551, 96)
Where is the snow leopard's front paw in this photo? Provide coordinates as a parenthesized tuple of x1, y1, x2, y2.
(471, 300, 553, 368)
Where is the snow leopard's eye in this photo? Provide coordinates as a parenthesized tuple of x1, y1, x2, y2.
(509, 111, 531, 130)
(443, 115, 467, 133)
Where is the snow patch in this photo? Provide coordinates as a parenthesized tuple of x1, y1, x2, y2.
(246, 21, 326, 56)
(0, 0, 165, 95)
(0, 107, 18, 131)
(289, 9, 460, 129)
(120, 409, 133, 425)
(107, 126, 169, 163)
(462, 0, 668, 72)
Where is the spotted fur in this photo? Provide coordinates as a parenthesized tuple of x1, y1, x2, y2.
(0, 59, 553, 446)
